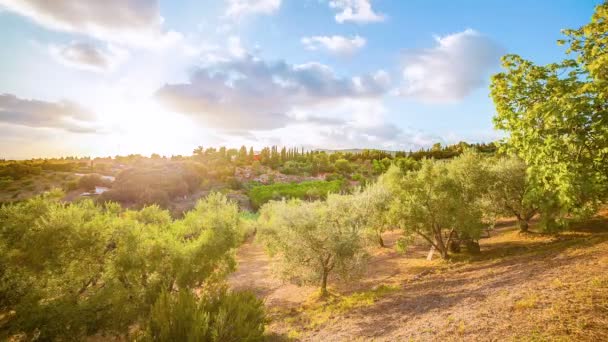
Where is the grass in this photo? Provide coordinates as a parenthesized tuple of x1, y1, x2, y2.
(514, 293, 538, 310)
(270, 284, 400, 331)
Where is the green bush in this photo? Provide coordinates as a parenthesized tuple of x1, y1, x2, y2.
(145, 289, 265, 342)
(248, 180, 343, 209)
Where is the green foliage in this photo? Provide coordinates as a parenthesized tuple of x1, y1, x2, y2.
(145, 289, 265, 342)
(385, 151, 489, 259)
(334, 159, 352, 176)
(0, 192, 241, 340)
(146, 290, 210, 342)
(257, 193, 370, 296)
(279, 160, 312, 175)
(358, 181, 392, 247)
(248, 180, 344, 209)
(485, 155, 540, 232)
(0, 162, 42, 180)
(490, 3, 608, 227)
(324, 173, 344, 182)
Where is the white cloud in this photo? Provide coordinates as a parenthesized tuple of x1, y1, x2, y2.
(0, 0, 181, 47)
(301, 35, 366, 56)
(0, 93, 97, 133)
(237, 100, 440, 151)
(399, 29, 503, 102)
(225, 0, 281, 18)
(49, 41, 129, 72)
(155, 55, 390, 131)
(227, 36, 246, 58)
(329, 0, 385, 24)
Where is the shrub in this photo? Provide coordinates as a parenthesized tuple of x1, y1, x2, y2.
(145, 289, 265, 342)
(324, 173, 344, 182)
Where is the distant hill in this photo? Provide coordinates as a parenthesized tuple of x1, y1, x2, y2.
(313, 148, 399, 155)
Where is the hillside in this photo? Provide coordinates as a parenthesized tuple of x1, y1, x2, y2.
(230, 213, 608, 341)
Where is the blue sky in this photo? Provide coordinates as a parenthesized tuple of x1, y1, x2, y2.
(0, 0, 602, 158)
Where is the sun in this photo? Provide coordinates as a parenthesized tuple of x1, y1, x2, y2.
(90, 98, 200, 157)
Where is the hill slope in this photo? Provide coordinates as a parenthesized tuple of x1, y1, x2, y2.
(229, 214, 608, 341)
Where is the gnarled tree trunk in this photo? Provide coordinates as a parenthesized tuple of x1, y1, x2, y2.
(517, 217, 529, 232)
(320, 270, 329, 298)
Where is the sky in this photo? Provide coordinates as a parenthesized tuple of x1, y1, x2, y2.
(0, 0, 602, 159)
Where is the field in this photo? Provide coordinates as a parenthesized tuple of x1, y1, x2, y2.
(248, 180, 345, 209)
(230, 213, 608, 341)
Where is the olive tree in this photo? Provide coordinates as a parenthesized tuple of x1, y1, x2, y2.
(257, 193, 369, 297)
(0, 191, 243, 340)
(386, 151, 488, 259)
(485, 155, 540, 232)
(358, 181, 392, 247)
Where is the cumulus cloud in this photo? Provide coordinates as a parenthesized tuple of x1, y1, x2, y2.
(49, 41, 129, 72)
(329, 0, 385, 24)
(399, 29, 503, 102)
(225, 0, 281, 18)
(301, 35, 366, 56)
(318, 123, 436, 150)
(0, 93, 97, 133)
(155, 55, 390, 131)
(0, 0, 181, 47)
(236, 98, 439, 151)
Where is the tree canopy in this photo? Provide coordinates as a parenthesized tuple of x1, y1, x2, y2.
(257, 193, 371, 297)
(490, 2, 608, 228)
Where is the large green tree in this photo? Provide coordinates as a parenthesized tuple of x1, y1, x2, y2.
(490, 2, 608, 228)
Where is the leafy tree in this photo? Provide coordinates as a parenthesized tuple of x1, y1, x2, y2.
(257, 194, 369, 297)
(248, 147, 255, 161)
(238, 146, 248, 163)
(359, 181, 392, 247)
(485, 156, 539, 232)
(386, 152, 488, 259)
(490, 3, 608, 228)
(334, 158, 352, 176)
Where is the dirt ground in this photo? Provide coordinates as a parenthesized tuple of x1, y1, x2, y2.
(228, 215, 608, 341)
